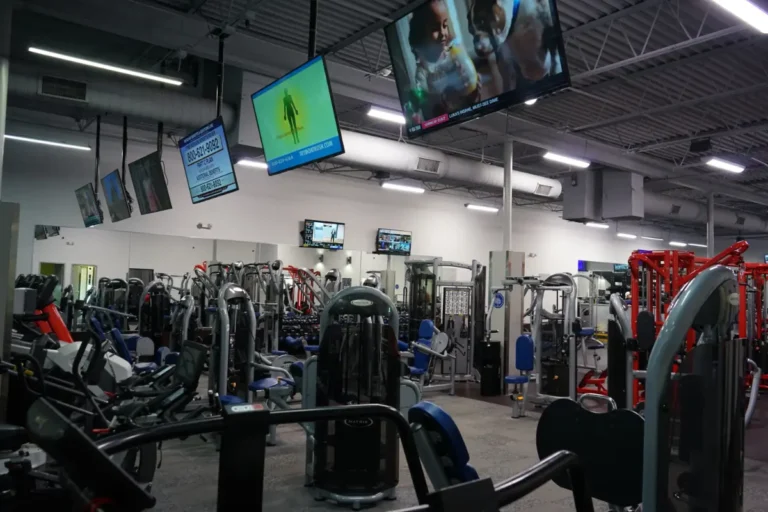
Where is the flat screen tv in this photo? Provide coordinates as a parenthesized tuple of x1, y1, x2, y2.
(128, 152, 173, 215)
(101, 169, 132, 223)
(375, 228, 412, 256)
(74, 183, 103, 228)
(179, 117, 239, 203)
(302, 219, 345, 251)
(34, 225, 47, 240)
(613, 263, 629, 272)
(44, 226, 60, 237)
(385, 0, 570, 137)
(251, 55, 345, 175)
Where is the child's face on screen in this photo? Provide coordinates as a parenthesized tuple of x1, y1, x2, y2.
(423, 1, 453, 61)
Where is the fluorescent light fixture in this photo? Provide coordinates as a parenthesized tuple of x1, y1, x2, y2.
(585, 222, 609, 229)
(543, 152, 590, 168)
(711, 0, 768, 34)
(236, 159, 268, 169)
(706, 157, 745, 174)
(381, 182, 425, 194)
(617, 233, 637, 239)
(524, 98, 538, 106)
(688, 243, 708, 248)
(367, 106, 406, 124)
(669, 241, 687, 247)
(641, 236, 664, 241)
(4, 134, 91, 151)
(28, 47, 183, 86)
(465, 204, 499, 213)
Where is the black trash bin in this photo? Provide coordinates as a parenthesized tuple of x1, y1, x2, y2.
(478, 340, 501, 396)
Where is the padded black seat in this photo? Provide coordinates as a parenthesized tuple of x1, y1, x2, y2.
(536, 398, 644, 507)
(636, 311, 656, 351)
(0, 424, 27, 452)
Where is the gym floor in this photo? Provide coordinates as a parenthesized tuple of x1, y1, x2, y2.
(151, 392, 768, 511)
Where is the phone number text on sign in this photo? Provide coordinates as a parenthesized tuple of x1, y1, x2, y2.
(185, 134, 223, 166)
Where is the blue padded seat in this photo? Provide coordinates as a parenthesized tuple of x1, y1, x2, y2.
(515, 335, 534, 372)
(504, 375, 529, 385)
(271, 350, 287, 356)
(284, 336, 302, 348)
(409, 402, 480, 485)
(408, 367, 427, 376)
(248, 377, 294, 392)
(397, 340, 410, 352)
(305, 345, 319, 353)
(219, 395, 244, 405)
(109, 328, 134, 363)
(155, 346, 171, 365)
(124, 335, 141, 352)
(134, 362, 158, 374)
(418, 319, 434, 340)
(580, 327, 596, 337)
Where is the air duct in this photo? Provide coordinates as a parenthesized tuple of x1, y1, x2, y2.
(331, 130, 562, 198)
(644, 192, 768, 233)
(8, 65, 236, 130)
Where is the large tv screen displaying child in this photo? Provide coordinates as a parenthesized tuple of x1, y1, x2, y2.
(385, 0, 570, 137)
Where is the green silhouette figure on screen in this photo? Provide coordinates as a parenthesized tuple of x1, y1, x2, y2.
(283, 89, 300, 144)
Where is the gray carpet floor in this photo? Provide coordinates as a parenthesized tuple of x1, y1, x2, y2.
(150, 393, 768, 511)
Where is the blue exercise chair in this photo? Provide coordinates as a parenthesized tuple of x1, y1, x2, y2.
(503, 334, 534, 418)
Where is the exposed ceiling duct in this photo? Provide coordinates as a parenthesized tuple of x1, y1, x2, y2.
(7, 65, 236, 130)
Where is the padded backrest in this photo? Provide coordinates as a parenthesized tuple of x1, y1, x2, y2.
(409, 401, 479, 486)
(109, 328, 134, 363)
(418, 319, 435, 340)
(536, 398, 644, 507)
(636, 310, 656, 351)
(413, 338, 432, 371)
(515, 335, 534, 372)
(89, 316, 107, 342)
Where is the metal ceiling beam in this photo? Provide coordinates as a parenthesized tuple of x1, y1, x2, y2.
(571, 82, 768, 132)
(629, 120, 768, 153)
(563, 0, 664, 38)
(572, 25, 746, 81)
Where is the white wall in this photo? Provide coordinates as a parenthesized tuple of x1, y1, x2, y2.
(5, 123, 753, 281)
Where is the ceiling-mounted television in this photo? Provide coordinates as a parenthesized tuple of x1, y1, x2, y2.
(74, 183, 103, 228)
(302, 219, 345, 251)
(101, 169, 132, 223)
(375, 228, 412, 256)
(179, 117, 240, 204)
(128, 151, 173, 215)
(385, 0, 570, 137)
(251, 55, 345, 175)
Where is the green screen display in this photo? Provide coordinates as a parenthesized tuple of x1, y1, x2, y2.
(251, 56, 344, 175)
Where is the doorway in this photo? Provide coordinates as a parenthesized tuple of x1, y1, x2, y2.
(71, 264, 97, 301)
(39, 262, 65, 304)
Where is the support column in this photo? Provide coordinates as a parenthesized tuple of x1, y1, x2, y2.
(0, 0, 10, 195)
(502, 140, 513, 251)
(707, 192, 715, 258)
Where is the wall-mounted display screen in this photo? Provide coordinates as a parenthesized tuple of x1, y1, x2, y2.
(34, 225, 47, 240)
(179, 117, 239, 203)
(375, 228, 412, 256)
(101, 169, 132, 223)
(128, 152, 173, 215)
(44, 225, 60, 237)
(74, 183, 103, 228)
(302, 219, 345, 250)
(385, 0, 570, 137)
(251, 55, 345, 175)
(613, 263, 629, 272)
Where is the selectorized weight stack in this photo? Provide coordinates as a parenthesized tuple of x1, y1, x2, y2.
(303, 286, 402, 509)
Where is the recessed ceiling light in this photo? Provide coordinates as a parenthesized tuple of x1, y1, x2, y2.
(669, 241, 687, 247)
(688, 243, 708, 248)
(585, 222, 609, 229)
(641, 236, 664, 241)
(524, 98, 538, 106)
(617, 233, 637, 239)
(543, 152, 591, 168)
(28, 47, 183, 86)
(381, 182, 424, 194)
(465, 204, 499, 213)
(236, 159, 268, 169)
(706, 157, 745, 173)
(4, 134, 91, 151)
(367, 106, 406, 124)
(710, 0, 768, 34)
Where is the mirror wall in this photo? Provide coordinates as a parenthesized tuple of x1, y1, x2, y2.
(29, 226, 413, 303)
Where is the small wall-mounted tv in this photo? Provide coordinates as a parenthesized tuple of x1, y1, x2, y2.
(385, 0, 570, 138)
(128, 152, 173, 215)
(101, 169, 132, 223)
(375, 228, 412, 256)
(613, 263, 629, 272)
(179, 117, 239, 203)
(74, 183, 103, 228)
(34, 225, 48, 240)
(302, 219, 345, 250)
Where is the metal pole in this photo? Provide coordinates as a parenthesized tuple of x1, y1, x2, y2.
(503, 140, 514, 251)
(706, 192, 715, 258)
(156, 122, 163, 161)
(94, 115, 101, 196)
(121, 116, 128, 182)
(216, 36, 225, 118)
(0, 0, 10, 195)
(308, 0, 318, 60)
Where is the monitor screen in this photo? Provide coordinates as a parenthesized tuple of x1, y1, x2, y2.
(613, 263, 629, 272)
(128, 152, 173, 215)
(302, 219, 345, 250)
(251, 55, 345, 175)
(376, 228, 412, 256)
(385, 0, 570, 137)
(74, 183, 103, 228)
(34, 225, 47, 240)
(44, 225, 60, 237)
(101, 169, 132, 223)
(179, 117, 239, 204)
